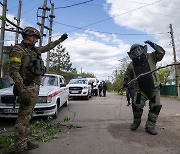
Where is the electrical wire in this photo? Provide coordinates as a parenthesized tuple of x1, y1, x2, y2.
(21, 2, 42, 17)
(8, 0, 34, 11)
(53, 20, 168, 36)
(62, 0, 163, 33)
(54, 0, 93, 9)
(62, 0, 180, 11)
(1, 0, 173, 44)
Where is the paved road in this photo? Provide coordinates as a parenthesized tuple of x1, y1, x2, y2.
(1, 93, 180, 154)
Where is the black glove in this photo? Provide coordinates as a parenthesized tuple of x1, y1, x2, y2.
(59, 33, 68, 42)
(144, 40, 154, 47)
(123, 78, 128, 88)
(123, 82, 128, 88)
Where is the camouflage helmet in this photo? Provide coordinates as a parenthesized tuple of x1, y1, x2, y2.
(21, 26, 41, 39)
(128, 43, 147, 60)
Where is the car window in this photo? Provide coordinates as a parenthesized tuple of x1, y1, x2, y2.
(69, 79, 88, 84)
(41, 76, 58, 86)
(59, 78, 62, 83)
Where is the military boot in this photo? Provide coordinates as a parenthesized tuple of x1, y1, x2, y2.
(145, 127, 157, 135)
(130, 122, 140, 130)
(27, 141, 39, 150)
(145, 105, 162, 135)
(127, 101, 130, 106)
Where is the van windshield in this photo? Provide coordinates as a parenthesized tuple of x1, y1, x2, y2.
(41, 76, 58, 86)
(69, 79, 88, 84)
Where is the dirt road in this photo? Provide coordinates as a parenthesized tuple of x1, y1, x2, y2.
(1, 93, 180, 154)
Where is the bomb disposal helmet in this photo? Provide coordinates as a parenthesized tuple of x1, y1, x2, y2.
(128, 43, 147, 60)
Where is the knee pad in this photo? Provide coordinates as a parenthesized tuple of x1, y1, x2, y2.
(150, 105, 162, 115)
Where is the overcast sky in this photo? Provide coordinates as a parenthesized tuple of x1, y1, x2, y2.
(0, 0, 180, 81)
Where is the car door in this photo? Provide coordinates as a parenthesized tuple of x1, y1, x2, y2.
(59, 77, 67, 105)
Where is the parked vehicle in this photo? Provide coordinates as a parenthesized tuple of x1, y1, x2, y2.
(0, 74, 69, 119)
(66, 78, 92, 100)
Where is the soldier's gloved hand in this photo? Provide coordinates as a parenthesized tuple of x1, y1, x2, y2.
(59, 33, 68, 42)
(123, 78, 128, 88)
(144, 40, 154, 47)
(123, 82, 128, 88)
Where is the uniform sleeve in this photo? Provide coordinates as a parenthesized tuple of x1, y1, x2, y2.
(151, 44, 165, 62)
(9, 46, 25, 90)
(37, 39, 61, 53)
(124, 63, 134, 82)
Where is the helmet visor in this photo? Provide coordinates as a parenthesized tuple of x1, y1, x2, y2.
(128, 46, 144, 59)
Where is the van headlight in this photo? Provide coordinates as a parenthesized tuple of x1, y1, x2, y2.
(47, 96, 52, 103)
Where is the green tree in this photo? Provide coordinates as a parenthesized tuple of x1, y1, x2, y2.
(157, 67, 171, 85)
(79, 72, 95, 78)
(112, 57, 130, 92)
(49, 44, 73, 72)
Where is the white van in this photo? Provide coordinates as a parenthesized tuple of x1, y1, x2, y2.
(66, 78, 92, 100)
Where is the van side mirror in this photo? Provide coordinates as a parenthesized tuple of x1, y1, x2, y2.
(60, 83, 66, 87)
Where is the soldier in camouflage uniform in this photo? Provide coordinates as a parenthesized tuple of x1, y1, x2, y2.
(123, 40, 165, 135)
(9, 27, 68, 153)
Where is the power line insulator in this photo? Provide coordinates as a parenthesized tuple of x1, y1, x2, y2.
(44, 25, 50, 30)
(37, 15, 48, 18)
(49, 15, 55, 18)
(37, 22, 41, 26)
(38, 7, 50, 11)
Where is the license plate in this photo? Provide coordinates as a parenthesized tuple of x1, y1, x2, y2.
(71, 91, 79, 94)
(3, 109, 18, 113)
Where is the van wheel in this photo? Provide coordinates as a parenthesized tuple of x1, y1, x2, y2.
(85, 95, 89, 100)
(89, 92, 92, 98)
(52, 109, 57, 119)
(52, 101, 59, 119)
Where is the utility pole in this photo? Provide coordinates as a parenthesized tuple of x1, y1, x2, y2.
(46, 3, 55, 72)
(169, 24, 180, 98)
(38, 0, 50, 47)
(0, 0, 7, 78)
(15, 0, 22, 44)
(81, 67, 82, 74)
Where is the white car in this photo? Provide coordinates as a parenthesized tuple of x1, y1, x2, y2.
(66, 78, 92, 100)
(0, 74, 69, 119)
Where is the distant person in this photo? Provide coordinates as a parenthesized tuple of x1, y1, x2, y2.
(98, 82, 103, 97)
(125, 82, 135, 106)
(91, 81, 95, 96)
(102, 81, 107, 97)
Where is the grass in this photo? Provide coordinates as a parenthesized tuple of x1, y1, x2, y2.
(0, 116, 77, 153)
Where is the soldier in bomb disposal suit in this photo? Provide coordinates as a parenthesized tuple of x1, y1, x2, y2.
(9, 27, 68, 153)
(123, 40, 165, 135)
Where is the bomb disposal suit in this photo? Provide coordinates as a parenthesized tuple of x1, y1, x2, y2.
(124, 40, 165, 135)
(9, 26, 68, 152)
